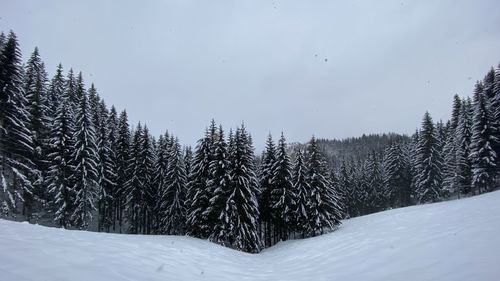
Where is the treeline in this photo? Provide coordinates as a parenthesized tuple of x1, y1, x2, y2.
(1, 31, 499, 253)
(0, 31, 342, 253)
(316, 133, 411, 169)
(326, 66, 500, 218)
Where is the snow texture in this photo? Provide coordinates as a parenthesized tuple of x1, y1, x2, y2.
(1, 190, 499, 281)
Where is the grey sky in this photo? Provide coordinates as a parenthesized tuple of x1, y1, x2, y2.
(2, 0, 500, 150)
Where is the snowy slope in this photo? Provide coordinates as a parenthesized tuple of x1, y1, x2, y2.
(1, 191, 500, 281)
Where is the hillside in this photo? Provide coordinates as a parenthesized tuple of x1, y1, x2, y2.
(1, 191, 499, 281)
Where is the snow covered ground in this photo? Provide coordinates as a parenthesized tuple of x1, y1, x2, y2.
(1, 191, 499, 281)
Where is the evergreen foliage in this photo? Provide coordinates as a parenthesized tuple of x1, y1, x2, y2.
(1, 30, 499, 253)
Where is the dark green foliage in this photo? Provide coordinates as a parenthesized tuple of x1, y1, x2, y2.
(470, 83, 497, 194)
(70, 75, 99, 229)
(186, 128, 214, 238)
(47, 99, 75, 228)
(269, 133, 296, 241)
(0, 31, 35, 217)
(162, 137, 187, 235)
(415, 112, 443, 203)
(305, 136, 342, 236)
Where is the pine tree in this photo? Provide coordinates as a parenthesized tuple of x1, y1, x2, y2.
(337, 159, 354, 217)
(207, 126, 232, 246)
(415, 112, 443, 203)
(269, 133, 295, 241)
(442, 96, 462, 195)
(115, 110, 130, 232)
(96, 100, 118, 232)
(46, 64, 65, 120)
(186, 128, 214, 238)
(455, 99, 473, 195)
(305, 136, 342, 236)
(355, 158, 371, 215)
(105, 105, 120, 231)
(382, 142, 412, 207)
(224, 125, 262, 252)
(442, 133, 458, 194)
(482, 68, 496, 102)
(365, 151, 383, 212)
(0, 31, 35, 217)
(22, 47, 51, 219)
(140, 126, 155, 234)
(450, 94, 462, 131)
(258, 134, 276, 247)
(47, 99, 75, 228)
(292, 148, 309, 235)
(470, 83, 497, 194)
(162, 137, 187, 235)
(184, 146, 193, 185)
(407, 131, 420, 202)
(65, 69, 77, 107)
(70, 74, 99, 229)
(153, 135, 169, 233)
(125, 123, 144, 233)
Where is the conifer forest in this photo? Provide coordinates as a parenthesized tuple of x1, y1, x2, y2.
(1, 30, 500, 254)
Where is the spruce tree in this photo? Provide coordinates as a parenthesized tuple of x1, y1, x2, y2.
(442, 95, 463, 195)
(337, 159, 355, 217)
(292, 148, 310, 236)
(47, 99, 75, 228)
(115, 110, 131, 232)
(95, 100, 117, 232)
(104, 105, 119, 231)
(442, 132, 459, 194)
(226, 125, 262, 252)
(305, 136, 342, 236)
(46, 64, 65, 119)
(382, 142, 412, 207)
(70, 75, 99, 229)
(455, 99, 473, 196)
(482, 68, 496, 102)
(450, 94, 462, 131)
(269, 133, 295, 241)
(365, 151, 383, 212)
(125, 123, 144, 233)
(408, 130, 420, 199)
(415, 112, 443, 203)
(186, 129, 214, 238)
(65, 69, 77, 108)
(258, 134, 276, 247)
(470, 83, 497, 194)
(354, 159, 370, 215)
(153, 135, 169, 233)
(23, 47, 51, 219)
(0, 31, 35, 217)
(161, 137, 187, 235)
(140, 126, 155, 234)
(207, 126, 232, 246)
(184, 146, 193, 184)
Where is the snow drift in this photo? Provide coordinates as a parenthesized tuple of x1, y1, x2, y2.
(1, 191, 499, 281)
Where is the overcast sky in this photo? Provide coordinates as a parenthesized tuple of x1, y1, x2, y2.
(2, 0, 500, 150)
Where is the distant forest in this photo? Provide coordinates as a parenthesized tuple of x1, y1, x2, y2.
(1, 31, 499, 253)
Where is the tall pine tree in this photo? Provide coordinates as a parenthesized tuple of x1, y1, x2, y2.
(269, 133, 295, 242)
(470, 83, 497, 194)
(305, 136, 342, 236)
(415, 112, 443, 203)
(70, 74, 99, 229)
(0, 31, 35, 217)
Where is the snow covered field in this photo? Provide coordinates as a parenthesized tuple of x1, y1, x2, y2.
(1, 191, 499, 281)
